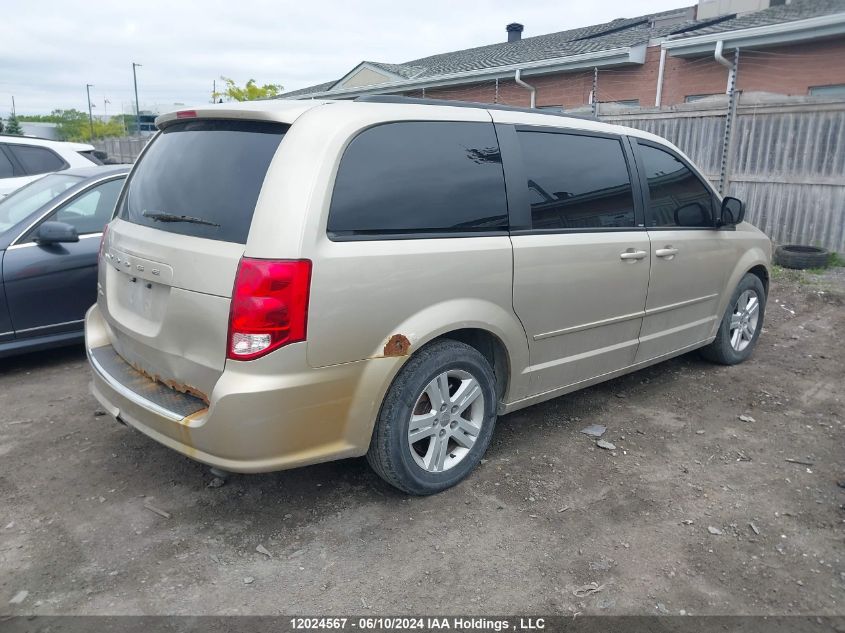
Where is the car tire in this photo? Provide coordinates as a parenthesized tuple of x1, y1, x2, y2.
(367, 339, 497, 495)
(774, 244, 830, 270)
(700, 273, 766, 365)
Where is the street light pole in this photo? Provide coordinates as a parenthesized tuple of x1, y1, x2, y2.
(86, 84, 94, 140)
(132, 62, 142, 136)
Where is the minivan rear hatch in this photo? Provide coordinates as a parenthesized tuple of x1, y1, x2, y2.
(99, 118, 287, 398)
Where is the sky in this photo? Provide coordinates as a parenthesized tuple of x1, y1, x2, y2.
(0, 0, 688, 117)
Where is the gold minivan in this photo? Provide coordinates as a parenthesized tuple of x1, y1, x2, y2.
(86, 96, 771, 494)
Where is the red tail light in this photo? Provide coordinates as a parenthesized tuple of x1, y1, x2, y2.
(98, 223, 110, 260)
(176, 110, 198, 119)
(227, 258, 312, 361)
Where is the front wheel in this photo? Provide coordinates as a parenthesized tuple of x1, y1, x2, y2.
(700, 273, 766, 365)
(367, 340, 497, 495)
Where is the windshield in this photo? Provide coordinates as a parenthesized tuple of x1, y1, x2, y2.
(0, 174, 82, 234)
(118, 119, 287, 244)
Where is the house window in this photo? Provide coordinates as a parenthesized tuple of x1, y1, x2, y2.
(608, 99, 639, 108)
(685, 94, 719, 103)
(809, 84, 845, 98)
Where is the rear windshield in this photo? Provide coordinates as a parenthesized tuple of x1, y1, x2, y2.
(118, 119, 286, 243)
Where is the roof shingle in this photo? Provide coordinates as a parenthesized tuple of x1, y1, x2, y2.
(280, 0, 845, 98)
(673, 0, 845, 37)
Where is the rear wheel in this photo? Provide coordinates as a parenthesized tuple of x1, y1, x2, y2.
(367, 340, 497, 495)
(700, 273, 766, 365)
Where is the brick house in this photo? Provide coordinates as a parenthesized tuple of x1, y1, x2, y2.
(280, 0, 845, 110)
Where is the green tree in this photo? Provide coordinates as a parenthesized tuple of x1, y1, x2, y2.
(18, 109, 126, 141)
(5, 114, 22, 135)
(55, 109, 88, 140)
(219, 77, 283, 101)
(0, 118, 4, 134)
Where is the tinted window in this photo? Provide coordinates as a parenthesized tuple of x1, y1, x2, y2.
(118, 120, 286, 243)
(328, 122, 508, 236)
(50, 178, 124, 235)
(78, 150, 104, 165)
(639, 143, 714, 228)
(9, 145, 66, 175)
(518, 132, 635, 230)
(0, 147, 14, 178)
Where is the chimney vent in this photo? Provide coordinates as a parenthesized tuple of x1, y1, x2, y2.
(506, 23, 524, 42)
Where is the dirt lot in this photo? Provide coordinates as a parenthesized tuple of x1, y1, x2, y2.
(1, 272, 843, 617)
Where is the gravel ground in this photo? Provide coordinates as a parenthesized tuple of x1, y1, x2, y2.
(1, 273, 843, 616)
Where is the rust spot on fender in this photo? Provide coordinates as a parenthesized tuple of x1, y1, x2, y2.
(383, 334, 411, 357)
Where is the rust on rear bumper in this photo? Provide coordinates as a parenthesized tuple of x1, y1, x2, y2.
(128, 359, 209, 405)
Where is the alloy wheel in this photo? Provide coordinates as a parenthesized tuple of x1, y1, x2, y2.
(729, 289, 760, 351)
(407, 369, 485, 473)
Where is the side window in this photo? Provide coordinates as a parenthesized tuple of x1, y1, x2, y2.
(0, 146, 14, 178)
(517, 131, 636, 230)
(638, 143, 714, 228)
(48, 179, 123, 236)
(328, 121, 508, 236)
(9, 145, 66, 176)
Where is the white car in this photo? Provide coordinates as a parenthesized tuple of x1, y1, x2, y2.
(0, 135, 101, 197)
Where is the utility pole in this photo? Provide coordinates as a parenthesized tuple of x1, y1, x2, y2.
(103, 97, 110, 119)
(212, 79, 216, 103)
(132, 62, 142, 135)
(10, 95, 15, 116)
(718, 48, 741, 195)
(591, 67, 598, 117)
(86, 84, 95, 140)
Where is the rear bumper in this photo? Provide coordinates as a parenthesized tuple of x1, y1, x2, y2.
(85, 305, 401, 473)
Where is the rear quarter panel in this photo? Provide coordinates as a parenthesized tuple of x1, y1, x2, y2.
(304, 234, 523, 368)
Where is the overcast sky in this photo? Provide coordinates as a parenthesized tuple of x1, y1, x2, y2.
(1, 0, 687, 117)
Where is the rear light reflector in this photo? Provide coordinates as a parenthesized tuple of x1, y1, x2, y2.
(176, 110, 198, 119)
(227, 258, 312, 361)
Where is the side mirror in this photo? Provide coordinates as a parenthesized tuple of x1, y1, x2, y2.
(35, 221, 79, 245)
(720, 196, 745, 226)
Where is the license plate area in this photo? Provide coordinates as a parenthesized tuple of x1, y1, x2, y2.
(119, 272, 167, 321)
(104, 248, 174, 336)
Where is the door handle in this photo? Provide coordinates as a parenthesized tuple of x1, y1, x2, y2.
(655, 247, 679, 258)
(619, 250, 648, 261)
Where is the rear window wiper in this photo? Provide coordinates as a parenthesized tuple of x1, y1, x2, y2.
(142, 211, 221, 227)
